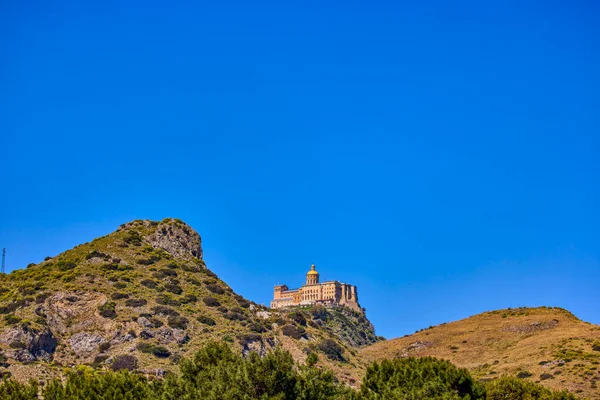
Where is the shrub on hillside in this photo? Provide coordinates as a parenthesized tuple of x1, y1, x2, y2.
(206, 284, 225, 295)
(181, 264, 200, 273)
(311, 305, 329, 321)
(197, 315, 216, 326)
(123, 231, 143, 246)
(223, 312, 245, 321)
(281, 324, 305, 340)
(249, 322, 267, 333)
(86, 251, 109, 260)
(98, 302, 117, 319)
(164, 283, 183, 295)
(288, 311, 307, 326)
(136, 343, 171, 358)
(168, 315, 189, 330)
(111, 355, 138, 371)
(318, 339, 344, 362)
(151, 305, 179, 316)
(155, 295, 180, 306)
(140, 279, 157, 289)
(125, 299, 148, 307)
(180, 294, 197, 304)
(98, 342, 111, 353)
(516, 370, 533, 379)
(137, 255, 160, 266)
(56, 260, 77, 271)
(202, 297, 220, 307)
(238, 333, 262, 347)
(111, 292, 129, 300)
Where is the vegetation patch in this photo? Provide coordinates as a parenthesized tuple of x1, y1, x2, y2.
(202, 297, 220, 307)
(112, 355, 138, 371)
(125, 299, 148, 307)
(98, 302, 117, 319)
(197, 315, 216, 326)
(167, 315, 189, 329)
(206, 284, 225, 295)
(281, 324, 306, 340)
(318, 339, 345, 361)
(140, 279, 157, 289)
(136, 343, 171, 358)
(111, 292, 129, 300)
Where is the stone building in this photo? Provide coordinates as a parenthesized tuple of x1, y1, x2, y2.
(270, 264, 361, 312)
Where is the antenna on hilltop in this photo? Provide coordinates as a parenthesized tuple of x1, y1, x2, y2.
(1, 248, 5, 274)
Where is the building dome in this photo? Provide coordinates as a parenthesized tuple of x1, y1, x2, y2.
(306, 264, 319, 275)
(306, 264, 319, 285)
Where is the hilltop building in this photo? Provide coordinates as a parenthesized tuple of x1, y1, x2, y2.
(270, 264, 361, 312)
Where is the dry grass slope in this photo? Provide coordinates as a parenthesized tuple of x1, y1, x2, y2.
(361, 307, 600, 399)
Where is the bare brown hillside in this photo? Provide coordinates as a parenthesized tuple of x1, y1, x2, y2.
(361, 307, 600, 399)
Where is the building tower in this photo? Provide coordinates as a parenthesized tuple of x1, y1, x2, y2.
(306, 264, 319, 285)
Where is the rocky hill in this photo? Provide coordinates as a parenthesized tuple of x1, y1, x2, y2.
(361, 307, 600, 399)
(0, 219, 379, 386)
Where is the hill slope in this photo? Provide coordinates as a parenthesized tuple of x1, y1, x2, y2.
(361, 307, 600, 399)
(0, 219, 378, 385)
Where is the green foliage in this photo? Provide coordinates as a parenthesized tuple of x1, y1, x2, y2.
(0, 379, 38, 400)
(0, 343, 578, 400)
(4, 314, 22, 325)
(56, 260, 77, 272)
(111, 292, 129, 300)
(123, 230, 143, 246)
(359, 356, 485, 399)
(163, 342, 347, 400)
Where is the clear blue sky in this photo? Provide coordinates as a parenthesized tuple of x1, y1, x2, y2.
(1, 1, 598, 339)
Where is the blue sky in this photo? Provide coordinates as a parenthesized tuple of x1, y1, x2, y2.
(1, 1, 598, 339)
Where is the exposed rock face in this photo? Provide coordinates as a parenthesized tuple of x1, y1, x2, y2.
(40, 292, 108, 335)
(502, 319, 559, 333)
(69, 332, 106, 357)
(147, 220, 202, 260)
(0, 325, 57, 362)
(241, 337, 276, 357)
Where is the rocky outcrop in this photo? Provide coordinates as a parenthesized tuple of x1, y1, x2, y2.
(147, 220, 202, 260)
(39, 292, 108, 335)
(69, 332, 106, 357)
(0, 325, 57, 362)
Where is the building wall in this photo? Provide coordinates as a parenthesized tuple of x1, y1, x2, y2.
(271, 280, 361, 312)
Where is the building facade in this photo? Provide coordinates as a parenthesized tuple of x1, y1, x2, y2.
(270, 264, 361, 312)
